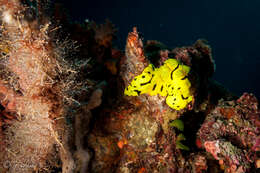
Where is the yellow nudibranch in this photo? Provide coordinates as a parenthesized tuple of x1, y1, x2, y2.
(124, 59, 193, 110)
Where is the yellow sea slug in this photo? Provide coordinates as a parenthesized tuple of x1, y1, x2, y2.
(124, 59, 193, 110)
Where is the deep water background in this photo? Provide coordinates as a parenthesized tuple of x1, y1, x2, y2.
(59, 0, 260, 100)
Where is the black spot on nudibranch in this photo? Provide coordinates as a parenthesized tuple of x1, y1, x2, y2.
(181, 94, 188, 100)
(170, 63, 179, 80)
(142, 75, 145, 78)
(134, 90, 141, 95)
(178, 87, 181, 90)
(181, 76, 188, 80)
(152, 84, 157, 91)
(160, 86, 164, 92)
(140, 75, 154, 86)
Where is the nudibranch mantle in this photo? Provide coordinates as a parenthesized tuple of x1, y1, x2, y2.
(124, 59, 193, 110)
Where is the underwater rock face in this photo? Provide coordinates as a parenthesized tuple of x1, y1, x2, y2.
(0, 1, 96, 172)
(87, 27, 259, 173)
(197, 93, 260, 172)
(86, 28, 212, 173)
(0, 1, 67, 172)
(0, 1, 259, 173)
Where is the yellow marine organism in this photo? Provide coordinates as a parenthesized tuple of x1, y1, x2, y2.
(124, 59, 193, 110)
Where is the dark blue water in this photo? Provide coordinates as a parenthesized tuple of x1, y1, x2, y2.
(59, 0, 260, 100)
